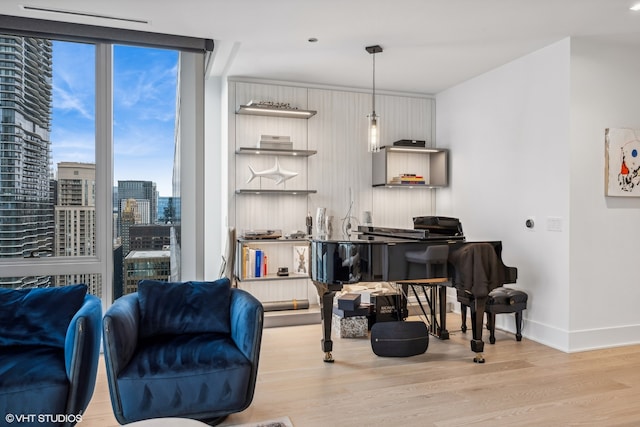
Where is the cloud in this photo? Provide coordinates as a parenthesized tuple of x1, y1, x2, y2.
(52, 42, 95, 120)
(53, 86, 93, 120)
(51, 42, 178, 196)
(114, 47, 178, 123)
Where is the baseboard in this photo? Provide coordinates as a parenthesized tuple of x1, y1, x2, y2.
(464, 312, 640, 353)
(264, 305, 321, 328)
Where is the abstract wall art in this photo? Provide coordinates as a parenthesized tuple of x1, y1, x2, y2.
(605, 127, 640, 197)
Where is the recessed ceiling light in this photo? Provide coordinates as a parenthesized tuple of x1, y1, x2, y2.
(630, 3, 640, 11)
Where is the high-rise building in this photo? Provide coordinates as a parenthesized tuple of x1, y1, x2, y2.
(54, 162, 100, 294)
(120, 198, 137, 256)
(0, 35, 54, 288)
(157, 196, 178, 224)
(117, 180, 157, 237)
(123, 249, 170, 295)
(129, 224, 171, 251)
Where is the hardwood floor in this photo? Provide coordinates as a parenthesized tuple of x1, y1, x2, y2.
(82, 314, 640, 426)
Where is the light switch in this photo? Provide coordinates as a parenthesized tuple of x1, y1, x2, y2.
(547, 216, 563, 232)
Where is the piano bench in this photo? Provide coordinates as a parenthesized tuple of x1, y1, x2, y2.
(459, 287, 528, 344)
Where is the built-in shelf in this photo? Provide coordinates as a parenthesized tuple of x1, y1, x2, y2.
(236, 189, 317, 195)
(236, 147, 317, 157)
(372, 145, 448, 188)
(377, 184, 442, 189)
(237, 104, 317, 119)
(238, 238, 310, 243)
(236, 238, 311, 283)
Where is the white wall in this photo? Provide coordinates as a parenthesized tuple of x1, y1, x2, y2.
(437, 36, 640, 352)
(179, 52, 206, 280)
(568, 37, 640, 350)
(204, 75, 226, 280)
(436, 39, 572, 351)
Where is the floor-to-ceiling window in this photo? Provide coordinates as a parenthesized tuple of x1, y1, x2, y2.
(113, 45, 180, 298)
(0, 36, 104, 294)
(0, 19, 209, 306)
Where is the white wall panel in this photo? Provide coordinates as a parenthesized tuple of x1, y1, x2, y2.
(308, 88, 435, 234)
(307, 89, 372, 236)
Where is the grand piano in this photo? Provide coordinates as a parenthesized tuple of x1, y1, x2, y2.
(310, 216, 517, 363)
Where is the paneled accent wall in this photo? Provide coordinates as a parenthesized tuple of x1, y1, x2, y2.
(308, 88, 436, 231)
(228, 79, 436, 304)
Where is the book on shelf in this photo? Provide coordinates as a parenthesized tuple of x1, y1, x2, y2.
(390, 173, 426, 185)
(257, 134, 293, 150)
(254, 249, 263, 277)
(241, 247, 268, 279)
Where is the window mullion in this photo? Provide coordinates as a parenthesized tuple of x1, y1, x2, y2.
(96, 43, 114, 305)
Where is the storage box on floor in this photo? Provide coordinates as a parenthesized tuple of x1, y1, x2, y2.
(332, 283, 405, 338)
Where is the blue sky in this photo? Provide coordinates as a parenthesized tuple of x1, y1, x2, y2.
(51, 42, 178, 196)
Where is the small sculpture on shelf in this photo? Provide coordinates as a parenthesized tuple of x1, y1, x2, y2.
(247, 157, 298, 185)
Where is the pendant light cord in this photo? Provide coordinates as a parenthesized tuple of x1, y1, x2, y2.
(372, 52, 376, 114)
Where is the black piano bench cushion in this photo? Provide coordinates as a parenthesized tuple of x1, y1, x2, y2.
(370, 321, 429, 357)
(486, 287, 528, 314)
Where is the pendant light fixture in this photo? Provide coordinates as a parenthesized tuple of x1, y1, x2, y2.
(366, 45, 383, 153)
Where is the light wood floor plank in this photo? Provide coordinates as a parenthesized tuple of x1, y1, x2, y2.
(81, 314, 640, 426)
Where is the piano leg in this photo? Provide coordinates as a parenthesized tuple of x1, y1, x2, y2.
(313, 281, 336, 363)
(470, 296, 487, 363)
(460, 304, 468, 332)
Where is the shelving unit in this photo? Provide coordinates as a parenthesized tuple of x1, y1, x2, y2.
(230, 84, 318, 315)
(372, 146, 448, 188)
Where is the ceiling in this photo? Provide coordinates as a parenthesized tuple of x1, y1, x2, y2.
(2, 0, 640, 94)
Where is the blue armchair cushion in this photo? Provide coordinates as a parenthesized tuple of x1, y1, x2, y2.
(0, 284, 87, 348)
(0, 346, 68, 417)
(116, 333, 252, 422)
(138, 278, 231, 338)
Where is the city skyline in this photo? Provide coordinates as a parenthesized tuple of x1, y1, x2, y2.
(50, 42, 178, 196)
(0, 34, 179, 291)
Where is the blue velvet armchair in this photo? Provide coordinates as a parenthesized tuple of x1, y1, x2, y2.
(102, 277, 264, 425)
(0, 284, 102, 427)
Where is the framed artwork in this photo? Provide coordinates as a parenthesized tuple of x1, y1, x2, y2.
(605, 128, 640, 197)
(292, 245, 308, 274)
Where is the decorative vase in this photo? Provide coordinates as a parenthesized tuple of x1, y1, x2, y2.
(325, 215, 333, 240)
(315, 207, 327, 239)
